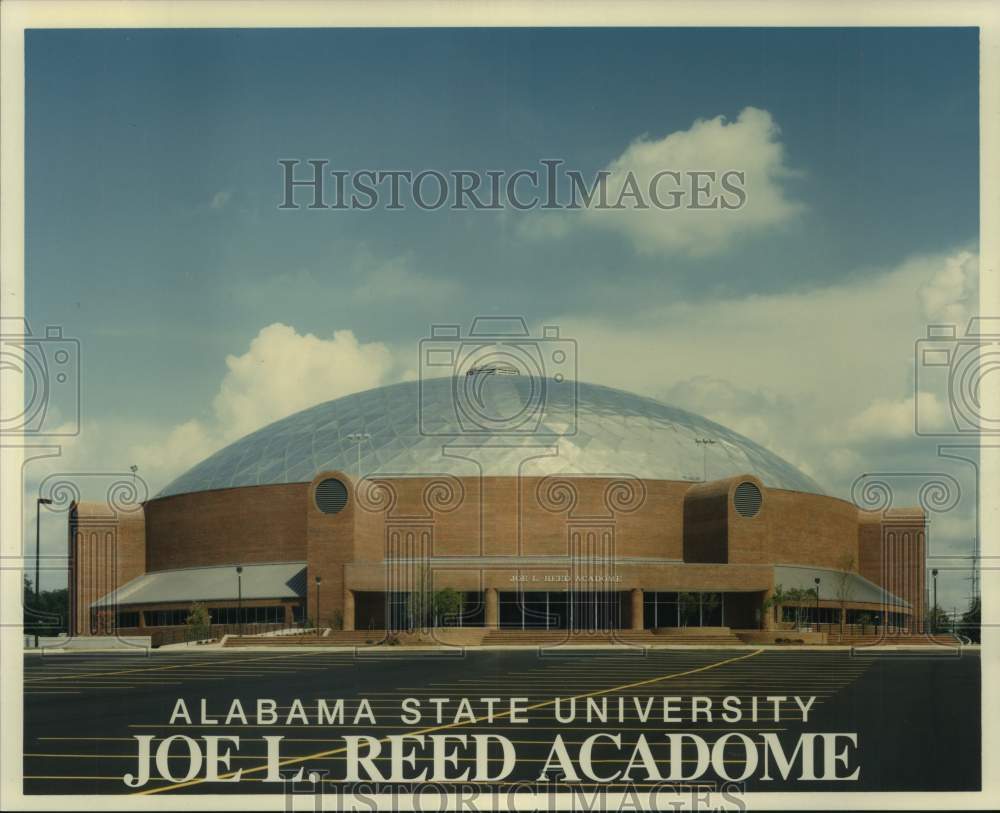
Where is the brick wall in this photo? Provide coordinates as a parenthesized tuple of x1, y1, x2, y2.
(144, 483, 308, 571)
(68, 501, 145, 636)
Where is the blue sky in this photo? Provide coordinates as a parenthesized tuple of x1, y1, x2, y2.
(23, 27, 981, 604)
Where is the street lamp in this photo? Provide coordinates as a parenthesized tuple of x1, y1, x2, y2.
(346, 432, 372, 477)
(694, 438, 716, 481)
(34, 497, 53, 648)
(814, 577, 821, 629)
(315, 574, 322, 631)
(236, 565, 243, 637)
(931, 568, 939, 634)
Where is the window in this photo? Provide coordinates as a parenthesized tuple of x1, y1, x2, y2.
(208, 606, 285, 625)
(145, 609, 189, 627)
(116, 611, 140, 629)
(644, 591, 726, 628)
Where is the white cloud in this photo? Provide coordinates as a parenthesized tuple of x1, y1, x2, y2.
(549, 247, 978, 492)
(212, 323, 394, 437)
(210, 190, 232, 210)
(130, 323, 398, 490)
(20, 320, 392, 584)
(847, 392, 952, 440)
(522, 107, 803, 255)
(23, 323, 403, 518)
(660, 376, 806, 469)
(918, 248, 978, 325)
(349, 253, 460, 303)
(834, 248, 979, 444)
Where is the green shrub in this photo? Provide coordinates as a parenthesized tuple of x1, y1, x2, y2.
(185, 602, 211, 642)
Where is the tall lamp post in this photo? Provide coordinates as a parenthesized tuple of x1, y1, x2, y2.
(236, 565, 243, 637)
(694, 438, 716, 481)
(931, 568, 939, 634)
(346, 432, 372, 478)
(315, 575, 322, 631)
(34, 497, 53, 647)
(814, 577, 821, 630)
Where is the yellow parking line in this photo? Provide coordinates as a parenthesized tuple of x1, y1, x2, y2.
(136, 648, 764, 795)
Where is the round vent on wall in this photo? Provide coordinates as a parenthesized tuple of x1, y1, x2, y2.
(733, 481, 762, 518)
(315, 478, 349, 514)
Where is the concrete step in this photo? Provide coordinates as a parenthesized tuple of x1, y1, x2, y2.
(223, 628, 745, 647)
(224, 631, 381, 647)
(825, 633, 957, 645)
(478, 629, 740, 646)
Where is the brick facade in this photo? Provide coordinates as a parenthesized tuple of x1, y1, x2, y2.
(69, 473, 925, 635)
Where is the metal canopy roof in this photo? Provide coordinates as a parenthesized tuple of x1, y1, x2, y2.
(774, 564, 911, 608)
(92, 561, 306, 608)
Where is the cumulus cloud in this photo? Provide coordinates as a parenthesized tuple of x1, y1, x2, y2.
(660, 376, 808, 472)
(522, 107, 803, 255)
(549, 247, 978, 492)
(129, 323, 397, 485)
(838, 248, 980, 444)
(20, 324, 400, 584)
(847, 393, 952, 440)
(918, 249, 978, 325)
(24, 324, 400, 505)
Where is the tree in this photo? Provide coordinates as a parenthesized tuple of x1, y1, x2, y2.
(960, 598, 981, 643)
(786, 587, 817, 629)
(185, 602, 211, 642)
(432, 588, 463, 627)
(762, 584, 790, 627)
(678, 592, 699, 627)
(834, 553, 857, 634)
(762, 584, 817, 629)
(23, 575, 69, 637)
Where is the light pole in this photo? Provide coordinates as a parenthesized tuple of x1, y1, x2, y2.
(695, 438, 716, 481)
(814, 577, 821, 630)
(315, 574, 322, 631)
(236, 565, 243, 637)
(932, 568, 939, 634)
(34, 497, 53, 647)
(346, 432, 372, 478)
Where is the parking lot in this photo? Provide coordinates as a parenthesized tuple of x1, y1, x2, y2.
(23, 646, 980, 796)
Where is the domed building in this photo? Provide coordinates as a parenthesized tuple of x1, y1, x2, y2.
(68, 374, 926, 643)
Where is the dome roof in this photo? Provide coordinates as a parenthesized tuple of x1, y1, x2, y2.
(156, 375, 822, 498)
